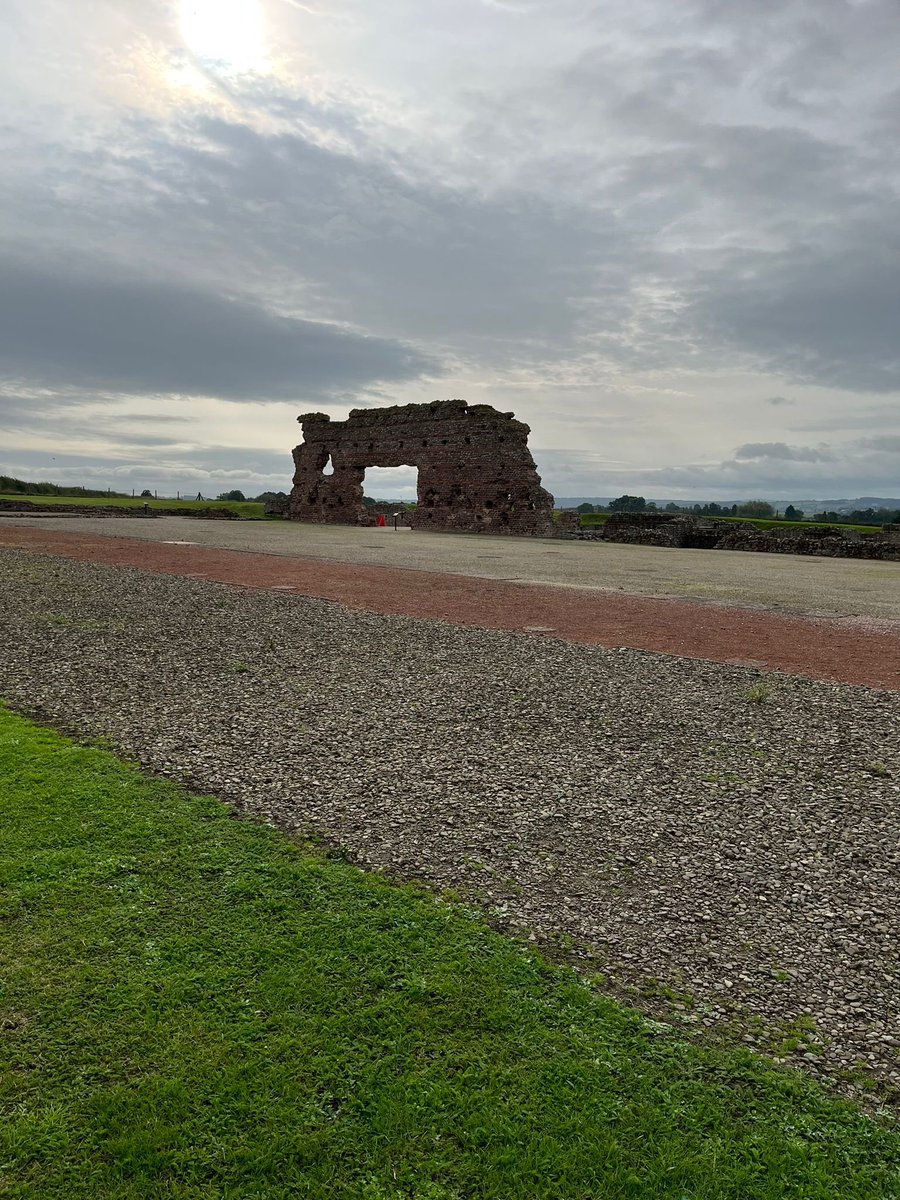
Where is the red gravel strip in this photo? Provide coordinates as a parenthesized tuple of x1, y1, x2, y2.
(2, 524, 898, 689)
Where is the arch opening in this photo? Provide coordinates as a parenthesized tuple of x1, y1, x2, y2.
(362, 465, 418, 508)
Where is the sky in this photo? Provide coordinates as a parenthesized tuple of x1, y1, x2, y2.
(2, 0, 899, 501)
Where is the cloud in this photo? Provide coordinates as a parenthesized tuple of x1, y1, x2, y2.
(2, 444, 294, 493)
(690, 240, 900, 393)
(3, 0, 900, 497)
(0, 252, 436, 402)
(858, 434, 900, 453)
(732, 442, 833, 463)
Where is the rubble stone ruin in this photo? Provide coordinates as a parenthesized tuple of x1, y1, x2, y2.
(288, 399, 554, 535)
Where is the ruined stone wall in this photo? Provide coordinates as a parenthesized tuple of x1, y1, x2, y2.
(714, 529, 900, 560)
(599, 513, 722, 549)
(288, 399, 554, 535)
(568, 512, 900, 560)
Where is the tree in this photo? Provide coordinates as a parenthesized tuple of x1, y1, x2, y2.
(664, 502, 682, 513)
(217, 489, 246, 502)
(608, 494, 647, 513)
(576, 502, 595, 514)
(736, 500, 775, 519)
(784, 504, 804, 521)
(140, 489, 153, 498)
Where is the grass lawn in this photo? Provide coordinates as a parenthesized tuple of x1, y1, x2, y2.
(0, 494, 267, 519)
(0, 708, 897, 1199)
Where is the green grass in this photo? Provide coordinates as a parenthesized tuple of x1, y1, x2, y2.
(0, 494, 266, 519)
(573, 512, 611, 525)
(0, 708, 896, 1199)
(577, 513, 882, 533)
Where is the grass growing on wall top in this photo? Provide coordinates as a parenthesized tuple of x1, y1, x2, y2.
(577, 512, 883, 533)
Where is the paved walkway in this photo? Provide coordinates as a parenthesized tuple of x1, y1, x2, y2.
(1, 522, 898, 689)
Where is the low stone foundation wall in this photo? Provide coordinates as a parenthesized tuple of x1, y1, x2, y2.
(0, 500, 158, 517)
(558, 513, 900, 561)
(716, 530, 900, 560)
(0, 500, 241, 520)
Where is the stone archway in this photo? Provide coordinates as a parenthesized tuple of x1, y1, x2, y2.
(288, 399, 554, 536)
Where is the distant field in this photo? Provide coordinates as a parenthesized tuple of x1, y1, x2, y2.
(577, 512, 883, 534)
(0, 493, 267, 519)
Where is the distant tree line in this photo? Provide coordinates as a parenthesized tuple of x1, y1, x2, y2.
(225, 491, 417, 508)
(574, 496, 900, 525)
(0, 474, 130, 499)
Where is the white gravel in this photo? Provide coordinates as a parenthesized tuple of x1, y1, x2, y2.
(1, 549, 898, 1109)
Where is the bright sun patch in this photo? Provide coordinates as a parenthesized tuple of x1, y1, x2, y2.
(179, 0, 268, 73)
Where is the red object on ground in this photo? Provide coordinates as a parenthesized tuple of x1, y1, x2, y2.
(376, 514, 386, 527)
(1, 525, 897, 689)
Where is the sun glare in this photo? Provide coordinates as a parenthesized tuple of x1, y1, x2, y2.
(179, 0, 268, 73)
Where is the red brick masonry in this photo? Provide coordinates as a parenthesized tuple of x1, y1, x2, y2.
(1, 525, 897, 690)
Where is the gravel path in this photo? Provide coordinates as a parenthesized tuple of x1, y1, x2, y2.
(4, 513, 900, 621)
(1, 549, 898, 1109)
(1, 524, 899, 688)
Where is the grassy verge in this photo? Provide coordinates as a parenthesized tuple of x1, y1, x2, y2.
(0, 708, 896, 1199)
(0, 494, 267, 519)
(577, 513, 882, 533)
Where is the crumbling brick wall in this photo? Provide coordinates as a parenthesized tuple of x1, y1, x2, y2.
(288, 399, 554, 535)
(586, 512, 900, 560)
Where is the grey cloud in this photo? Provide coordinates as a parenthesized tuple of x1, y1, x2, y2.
(4, 0, 900, 490)
(691, 240, 900, 392)
(733, 442, 832, 463)
(616, 457, 900, 499)
(857, 434, 900, 453)
(116, 413, 192, 424)
(0, 253, 435, 401)
(789, 405, 900, 434)
(133, 113, 630, 354)
(4, 444, 294, 492)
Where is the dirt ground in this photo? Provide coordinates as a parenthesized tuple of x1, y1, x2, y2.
(1, 520, 898, 689)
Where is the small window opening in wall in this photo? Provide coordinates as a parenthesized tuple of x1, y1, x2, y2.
(322, 455, 335, 476)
